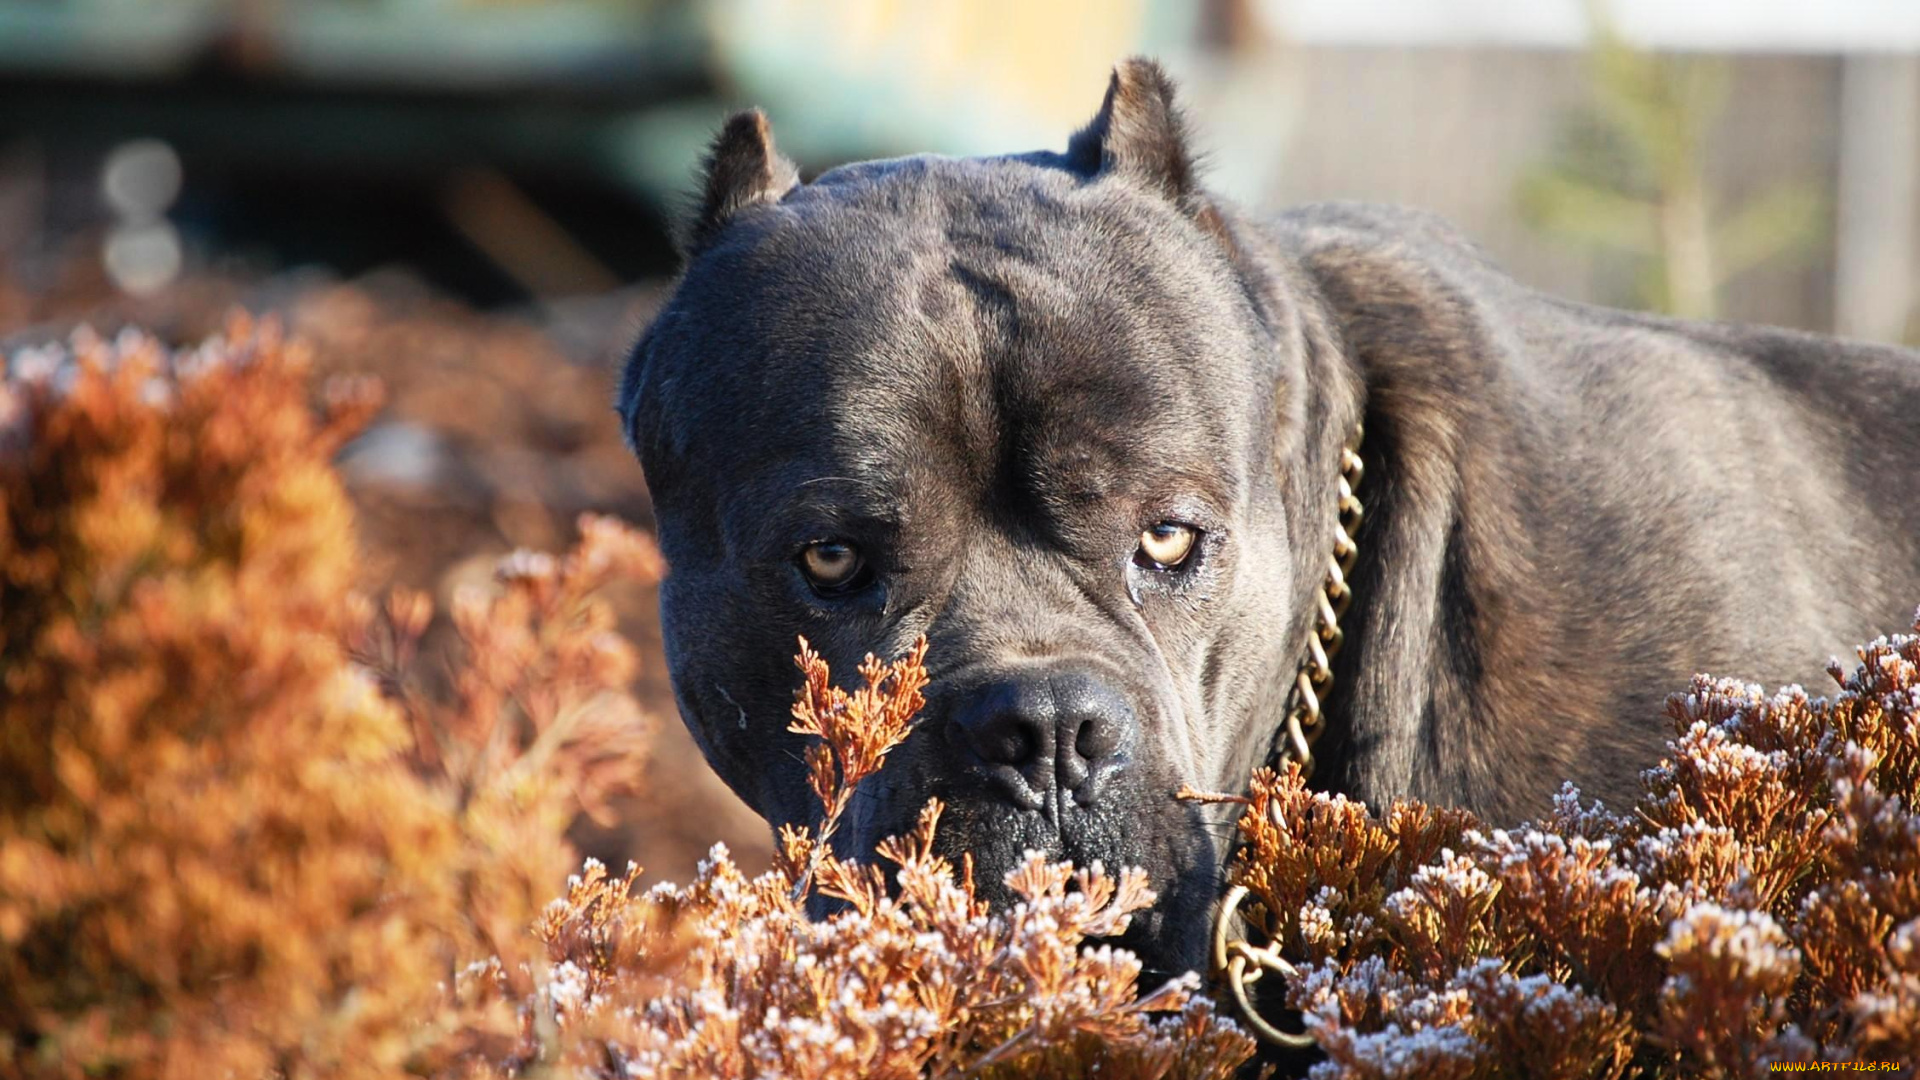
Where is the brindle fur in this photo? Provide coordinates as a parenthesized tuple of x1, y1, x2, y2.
(619, 58, 1920, 977)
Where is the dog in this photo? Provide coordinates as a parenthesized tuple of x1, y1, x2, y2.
(617, 58, 1920, 977)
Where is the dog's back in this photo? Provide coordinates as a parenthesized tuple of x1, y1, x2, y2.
(1256, 201, 1920, 818)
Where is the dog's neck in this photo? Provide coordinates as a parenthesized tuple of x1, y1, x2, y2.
(1194, 206, 1362, 782)
(1233, 206, 1595, 822)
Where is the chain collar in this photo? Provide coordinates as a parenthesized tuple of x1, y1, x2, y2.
(1212, 421, 1366, 1049)
(1277, 423, 1366, 778)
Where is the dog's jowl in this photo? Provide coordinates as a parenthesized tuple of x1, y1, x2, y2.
(618, 60, 1920, 974)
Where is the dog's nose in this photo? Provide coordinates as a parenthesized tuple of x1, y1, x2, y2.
(950, 668, 1132, 809)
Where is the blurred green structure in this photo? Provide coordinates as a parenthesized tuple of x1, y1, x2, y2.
(1516, 21, 1828, 319)
(0, 0, 1201, 200)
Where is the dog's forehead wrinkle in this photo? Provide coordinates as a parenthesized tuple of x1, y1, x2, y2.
(658, 163, 1255, 473)
(788, 471, 900, 515)
(803, 150, 1080, 211)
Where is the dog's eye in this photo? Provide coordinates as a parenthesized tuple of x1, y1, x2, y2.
(799, 540, 869, 593)
(1136, 522, 1198, 570)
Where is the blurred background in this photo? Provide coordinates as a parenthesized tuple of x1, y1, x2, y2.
(4, 0, 1918, 882)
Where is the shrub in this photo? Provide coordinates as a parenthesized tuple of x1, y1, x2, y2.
(1222, 623, 1920, 1077)
(0, 322, 656, 1078)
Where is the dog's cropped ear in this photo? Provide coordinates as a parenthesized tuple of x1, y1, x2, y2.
(615, 322, 655, 458)
(1066, 57, 1207, 215)
(685, 109, 800, 255)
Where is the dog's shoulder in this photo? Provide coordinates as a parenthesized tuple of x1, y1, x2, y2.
(1256, 200, 1920, 410)
(1244, 199, 1920, 818)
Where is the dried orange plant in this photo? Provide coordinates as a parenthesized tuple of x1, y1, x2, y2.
(1222, 625, 1920, 1077)
(0, 321, 663, 1078)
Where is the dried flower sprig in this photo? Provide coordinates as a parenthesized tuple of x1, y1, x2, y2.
(780, 635, 929, 897)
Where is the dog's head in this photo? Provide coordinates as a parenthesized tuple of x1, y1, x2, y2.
(619, 59, 1311, 974)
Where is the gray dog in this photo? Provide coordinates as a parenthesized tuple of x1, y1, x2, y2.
(618, 58, 1920, 975)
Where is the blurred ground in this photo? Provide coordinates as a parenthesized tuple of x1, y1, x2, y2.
(0, 260, 776, 883)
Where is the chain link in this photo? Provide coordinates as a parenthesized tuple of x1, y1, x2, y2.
(1211, 885, 1316, 1048)
(1217, 422, 1365, 1049)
